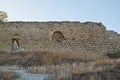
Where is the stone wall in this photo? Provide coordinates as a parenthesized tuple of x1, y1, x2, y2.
(0, 21, 119, 54)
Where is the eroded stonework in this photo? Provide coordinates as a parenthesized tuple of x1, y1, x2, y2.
(0, 21, 120, 54)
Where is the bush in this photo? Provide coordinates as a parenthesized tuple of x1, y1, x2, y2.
(0, 11, 8, 22)
(106, 50, 120, 59)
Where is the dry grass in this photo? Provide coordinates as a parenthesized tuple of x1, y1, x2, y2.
(0, 71, 19, 80)
(0, 49, 119, 66)
(71, 63, 120, 80)
(0, 50, 100, 66)
(0, 50, 120, 80)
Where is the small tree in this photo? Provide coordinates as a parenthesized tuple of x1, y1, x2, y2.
(0, 11, 8, 22)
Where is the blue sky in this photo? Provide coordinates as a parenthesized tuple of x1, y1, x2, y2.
(0, 0, 120, 33)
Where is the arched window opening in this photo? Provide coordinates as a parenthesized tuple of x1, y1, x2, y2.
(52, 31, 64, 42)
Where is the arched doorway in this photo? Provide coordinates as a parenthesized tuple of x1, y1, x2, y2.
(12, 38, 20, 50)
(52, 31, 64, 42)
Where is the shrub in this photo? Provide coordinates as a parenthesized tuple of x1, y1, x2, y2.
(106, 50, 120, 59)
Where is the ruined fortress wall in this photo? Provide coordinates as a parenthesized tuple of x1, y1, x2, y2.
(0, 21, 120, 54)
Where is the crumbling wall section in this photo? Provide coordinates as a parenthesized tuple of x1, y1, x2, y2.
(0, 21, 119, 54)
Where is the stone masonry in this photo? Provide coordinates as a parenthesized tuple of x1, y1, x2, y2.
(0, 21, 120, 54)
